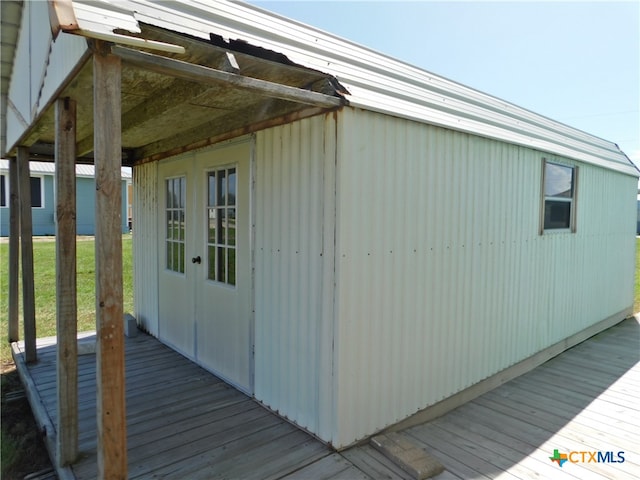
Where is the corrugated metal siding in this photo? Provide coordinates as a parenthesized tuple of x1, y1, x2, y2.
(254, 113, 337, 442)
(332, 108, 636, 447)
(133, 161, 159, 335)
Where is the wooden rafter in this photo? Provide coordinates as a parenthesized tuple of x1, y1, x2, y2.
(111, 45, 344, 109)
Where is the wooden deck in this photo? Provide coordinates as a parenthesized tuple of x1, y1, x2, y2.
(401, 316, 640, 480)
(12, 316, 639, 480)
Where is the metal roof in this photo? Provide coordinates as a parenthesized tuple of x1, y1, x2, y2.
(0, 159, 132, 179)
(4, 0, 637, 176)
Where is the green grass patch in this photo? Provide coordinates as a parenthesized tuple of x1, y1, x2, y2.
(0, 235, 133, 366)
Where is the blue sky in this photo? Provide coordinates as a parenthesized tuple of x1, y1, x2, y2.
(249, 1, 640, 177)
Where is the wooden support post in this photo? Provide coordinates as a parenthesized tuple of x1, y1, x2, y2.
(93, 41, 127, 479)
(17, 147, 36, 363)
(8, 157, 19, 343)
(55, 97, 78, 466)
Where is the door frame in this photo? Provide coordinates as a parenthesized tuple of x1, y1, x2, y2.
(156, 135, 256, 394)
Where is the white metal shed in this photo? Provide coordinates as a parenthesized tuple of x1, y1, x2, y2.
(3, 0, 637, 473)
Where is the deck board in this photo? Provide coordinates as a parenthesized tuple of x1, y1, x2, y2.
(13, 317, 639, 479)
(404, 317, 640, 480)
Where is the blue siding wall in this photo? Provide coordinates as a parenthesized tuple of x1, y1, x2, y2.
(0, 176, 128, 236)
(31, 176, 55, 235)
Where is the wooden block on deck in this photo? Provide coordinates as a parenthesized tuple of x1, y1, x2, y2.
(371, 432, 445, 480)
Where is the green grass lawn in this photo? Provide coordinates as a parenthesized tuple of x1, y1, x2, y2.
(0, 235, 133, 365)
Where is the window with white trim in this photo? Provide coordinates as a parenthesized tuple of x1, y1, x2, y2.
(30, 176, 44, 208)
(0, 175, 44, 208)
(165, 176, 186, 273)
(207, 166, 236, 286)
(542, 160, 577, 232)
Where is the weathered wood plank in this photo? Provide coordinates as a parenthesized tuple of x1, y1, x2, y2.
(458, 399, 637, 478)
(407, 426, 522, 480)
(93, 41, 126, 480)
(282, 453, 370, 480)
(17, 147, 36, 362)
(55, 96, 79, 467)
(111, 45, 344, 109)
(125, 414, 286, 479)
(8, 156, 19, 343)
(210, 430, 329, 480)
(428, 414, 584, 480)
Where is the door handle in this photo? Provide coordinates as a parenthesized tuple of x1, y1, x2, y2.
(192, 256, 201, 264)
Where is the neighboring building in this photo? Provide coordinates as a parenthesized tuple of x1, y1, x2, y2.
(0, 160, 131, 236)
(637, 192, 640, 235)
(2, 0, 638, 454)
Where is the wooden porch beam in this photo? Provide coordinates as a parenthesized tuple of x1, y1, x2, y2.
(111, 45, 344, 109)
(55, 97, 79, 466)
(8, 157, 19, 343)
(93, 41, 127, 479)
(17, 147, 36, 363)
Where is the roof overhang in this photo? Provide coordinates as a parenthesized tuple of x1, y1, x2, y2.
(10, 11, 348, 165)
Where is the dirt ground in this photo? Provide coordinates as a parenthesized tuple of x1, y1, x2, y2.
(1, 363, 54, 479)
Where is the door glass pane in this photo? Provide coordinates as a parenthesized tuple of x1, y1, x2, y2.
(227, 248, 236, 286)
(217, 170, 227, 206)
(208, 209, 216, 243)
(166, 241, 172, 271)
(208, 245, 216, 281)
(179, 210, 185, 241)
(217, 208, 225, 244)
(180, 177, 186, 208)
(178, 243, 184, 273)
(165, 176, 186, 273)
(205, 166, 237, 286)
(228, 208, 236, 246)
(208, 172, 216, 207)
(217, 247, 226, 283)
(228, 168, 236, 206)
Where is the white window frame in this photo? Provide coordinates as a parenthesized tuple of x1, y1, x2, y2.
(205, 164, 237, 287)
(540, 159, 577, 234)
(165, 176, 186, 275)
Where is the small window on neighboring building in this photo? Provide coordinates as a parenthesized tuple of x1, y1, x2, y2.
(30, 176, 43, 208)
(0, 174, 43, 208)
(207, 166, 237, 286)
(165, 176, 186, 274)
(0, 175, 7, 207)
(541, 160, 577, 232)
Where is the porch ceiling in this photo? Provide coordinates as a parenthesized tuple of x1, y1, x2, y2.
(20, 25, 347, 166)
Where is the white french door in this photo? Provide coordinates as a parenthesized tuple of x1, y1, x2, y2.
(158, 141, 252, 392)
